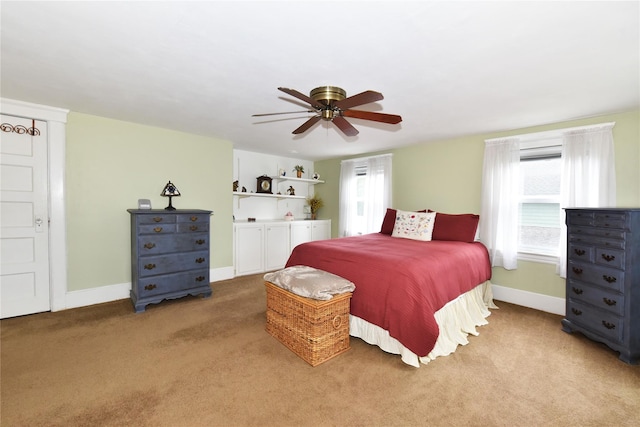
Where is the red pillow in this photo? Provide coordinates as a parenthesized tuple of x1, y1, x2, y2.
(380, 208, 428, 235)
(431, 212, 480, 242)
(380, 208, 397, 235)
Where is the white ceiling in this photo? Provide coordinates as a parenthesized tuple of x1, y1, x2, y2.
(2, 1, 638, 161)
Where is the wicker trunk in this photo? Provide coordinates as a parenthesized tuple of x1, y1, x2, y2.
(265, 281, 352, 366)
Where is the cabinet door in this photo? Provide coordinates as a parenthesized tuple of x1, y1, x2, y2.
(290, 222, 312, 251)
(234, 224, 264, 276)
(265, 223, 290, 271)
(311, 220, 331, 241)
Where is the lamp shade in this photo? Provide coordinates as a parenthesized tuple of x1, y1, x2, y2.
(161, 181, 181, 210)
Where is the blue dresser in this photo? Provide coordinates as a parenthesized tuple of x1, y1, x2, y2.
(562, 208, 640, 364)
(128, 209, 212, 312)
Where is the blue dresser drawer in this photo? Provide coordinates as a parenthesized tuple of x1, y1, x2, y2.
(567, 280, 624, 316)
(138, 233, 208, 255)
(567, 261, 624, 292)
(137, 269, 210, 296)
(566, 300, 624, 344)
(138, 250, 209, 277)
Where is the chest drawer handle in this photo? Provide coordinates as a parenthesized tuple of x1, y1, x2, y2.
(571, 287, 583, 295)
(602, 320, 615, 330)
(602, 275, 617, 283)
(144, 263, 156, 270)
(153, 217, 163, 222)
(572, 267, 583, 275)
(195, 239, 205, 245)
(143, 243, 156, 250)
(602, 298, 617, 306)
(195, 276, 206, 282)
(190, 216, 198, 222)
(571, 308, 582, 316)
(154, 227, 163, 233)
(195, 257, 206, 264)
(144, 284, 157, 291)
(601, 254, 615, 262)
(190, 226, 199, 231)
(574, 249, 586, 256)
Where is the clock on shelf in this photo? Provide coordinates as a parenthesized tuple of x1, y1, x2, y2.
(256, 175, 273, 194)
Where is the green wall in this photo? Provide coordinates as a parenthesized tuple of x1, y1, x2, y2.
(314, 110, 639, 299)
(66, 113, 233, 292)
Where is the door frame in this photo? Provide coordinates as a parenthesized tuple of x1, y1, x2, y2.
(1, 98, 69, 311)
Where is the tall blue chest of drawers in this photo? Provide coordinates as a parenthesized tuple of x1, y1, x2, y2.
(128, 209, 212, 312)
(562, 208, 640, 364)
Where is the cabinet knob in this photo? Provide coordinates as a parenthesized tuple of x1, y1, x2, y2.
(153, 217, 163, 222)
(195, 276, 206, 282)
(144, 284, 157, 291)
(601, 253, 615, 262)
(154, 227, 163, 233)
(572, 267, 583, 275)
(571, 287, 583, 295)
(574, 249, 585, 256)
(144, 263, 156, 270)
(195, 257, 206, 264)
(190, 226, 199, 231)
(144, 242, 156, 250)
(602, 320, 616, 330)
(571, 308, 582, 316)
(195, 239, 206, 245)
(602, 297, 617, 306)
(602, 275, 617, 284)
(190, 216, 198, 222)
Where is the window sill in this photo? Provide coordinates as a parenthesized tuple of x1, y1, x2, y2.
(517, 252, 559, 265)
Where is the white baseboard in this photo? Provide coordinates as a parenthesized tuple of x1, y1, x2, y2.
(491, 284, 565, 316)
(58, 266, 235, 311)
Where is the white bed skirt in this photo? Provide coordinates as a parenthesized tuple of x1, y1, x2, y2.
(349, 281, 498, 367)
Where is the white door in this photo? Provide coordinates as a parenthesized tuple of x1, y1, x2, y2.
(0, 114, 50, 318)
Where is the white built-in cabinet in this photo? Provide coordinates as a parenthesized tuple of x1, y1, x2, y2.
(234, 220, 331, 277)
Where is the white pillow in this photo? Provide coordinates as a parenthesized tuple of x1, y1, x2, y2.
(391, 210, 436, 241)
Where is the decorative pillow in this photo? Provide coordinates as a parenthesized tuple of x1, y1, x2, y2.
(380, 208, 428, 235)
(391, 210, 436, 241)
(431, 212, 480, 243)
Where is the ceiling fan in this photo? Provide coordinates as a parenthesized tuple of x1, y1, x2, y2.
(253, 86, 402, 137)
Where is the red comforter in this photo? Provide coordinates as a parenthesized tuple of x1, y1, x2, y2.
(285, 233, 492, 357)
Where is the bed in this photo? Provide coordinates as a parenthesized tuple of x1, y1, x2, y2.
(284, 209, 496, 367)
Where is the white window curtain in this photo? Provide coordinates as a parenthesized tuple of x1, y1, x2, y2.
(339, 154, 392, 237)
(557, 124, 616, 277)
(479, 138, 520, 270)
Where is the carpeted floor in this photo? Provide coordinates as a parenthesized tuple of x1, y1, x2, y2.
(1, 274, 639, 426)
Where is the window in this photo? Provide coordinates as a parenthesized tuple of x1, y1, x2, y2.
(518, 141, 562, 257)
(339, 154, 392, 237)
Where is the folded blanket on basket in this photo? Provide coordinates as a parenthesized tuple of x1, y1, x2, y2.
(264, 266, 355, 300)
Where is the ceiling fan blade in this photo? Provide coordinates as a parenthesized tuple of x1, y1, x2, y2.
(332, 116, 359, 137)
(342, 109, 403, 124)
(334, 90, 384, 110)
(252, 110, 314, 117)
(292, 115, 321, 134)
(278, 87, 325, 109)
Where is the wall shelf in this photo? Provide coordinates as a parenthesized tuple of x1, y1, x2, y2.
(270, 176, 325, 185)
(233, 191, 305, 200)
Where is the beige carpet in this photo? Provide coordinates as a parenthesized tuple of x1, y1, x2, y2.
(1, 274, 639, 427)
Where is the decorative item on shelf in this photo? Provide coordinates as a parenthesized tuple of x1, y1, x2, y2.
(284, 211, 294, 221)
(233, 180, 239, 192)
(312, 173, 320, 180)
(248, 217, 256, 222)
(286, 186, 295, 196)
(160, 180, 180, 211)
(242, 186, 247, 192)
(293, 165, 304, 178)
(306, 195, 324, 220)
(279, 168, 286, 177)
(257, 175, 273, 194)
